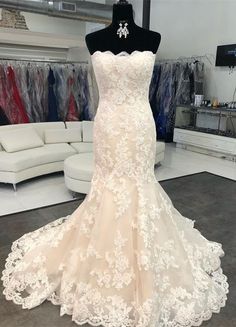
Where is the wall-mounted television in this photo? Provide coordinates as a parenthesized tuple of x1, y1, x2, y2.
(215, 44, 236, 67)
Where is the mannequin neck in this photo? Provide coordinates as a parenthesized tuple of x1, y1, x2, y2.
(110, 3, 135, 27)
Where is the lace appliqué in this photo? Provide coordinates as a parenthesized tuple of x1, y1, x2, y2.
(90, 230, 135, 289)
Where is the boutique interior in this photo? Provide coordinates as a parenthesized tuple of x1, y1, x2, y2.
(0, 1, 235, 327)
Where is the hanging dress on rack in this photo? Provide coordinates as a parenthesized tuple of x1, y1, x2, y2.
(54, 66, 70, 121)
(6, 65, 29, 124)
(47, 68, 59, 122)
(15, 64, 34, 123)
(66, 71, 79, 121)
(0, 65, 8, 122)
(156, 63, 175, 141)
(77, 66, 92, 121)
(175, 62, 192, 106)
(0, 106, 10, 125)
(149, 64, 162, 140)
(193, 61, 204, 95)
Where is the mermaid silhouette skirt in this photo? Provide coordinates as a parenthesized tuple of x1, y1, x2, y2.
(1, 50, 228, 327)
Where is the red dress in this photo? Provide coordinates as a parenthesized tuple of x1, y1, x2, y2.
(65, 74, 79, 121)
(6, 66, 29, 124)
(0, 65, 8, 118)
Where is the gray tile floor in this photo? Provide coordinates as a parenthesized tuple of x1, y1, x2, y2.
(161, 172, 235, 327)
(0, 172, 235, 327)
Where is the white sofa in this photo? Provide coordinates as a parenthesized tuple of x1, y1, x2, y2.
(0, 122, 76, 190)
(0, 121, 165, 192)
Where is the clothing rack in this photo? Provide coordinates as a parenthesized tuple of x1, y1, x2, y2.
(0, 57, 88, 64)
(156, 53, 215, 65)
(0, 55, 93, 124)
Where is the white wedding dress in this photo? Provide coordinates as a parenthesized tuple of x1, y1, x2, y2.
(1, 50, 229, 327)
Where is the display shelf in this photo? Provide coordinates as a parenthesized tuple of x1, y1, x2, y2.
(174, 105, 236, 161)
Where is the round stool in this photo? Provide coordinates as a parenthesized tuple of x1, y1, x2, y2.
(64, 153, 94, 194)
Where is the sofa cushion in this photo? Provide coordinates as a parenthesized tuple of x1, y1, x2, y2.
(29, 122, 66, 141)
(64, 153, 94, 181)
(45, 128, 82, 144)
(65, 121, 82, 132)
(70, 142, 93, 153)
(0, 122, 65, 142)
(0, 143, 76, 172)
(0, 127, 44, 153)
(82, 121, 93, 142)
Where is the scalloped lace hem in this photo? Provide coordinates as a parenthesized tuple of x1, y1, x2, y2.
(53, 272, 229, 327)
(2, 266, 229, 327)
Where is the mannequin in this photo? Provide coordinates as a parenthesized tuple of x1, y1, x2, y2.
(85, 0, 161, 55)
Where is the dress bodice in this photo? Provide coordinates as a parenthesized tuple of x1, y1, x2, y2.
(91, 50, 156, 106)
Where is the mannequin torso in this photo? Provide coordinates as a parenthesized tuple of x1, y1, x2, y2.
(85, 1, 161, 55)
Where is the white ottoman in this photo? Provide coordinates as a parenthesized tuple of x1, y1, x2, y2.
(64, 153, 94, 194)
(64, 141, 165, 194)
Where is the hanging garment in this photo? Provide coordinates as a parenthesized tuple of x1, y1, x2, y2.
(36, 65, 49, 121)
(66, 70, 79, 121)
(189, 64, 195, 104)
(0, 65, 8, 117)
(89, 63, 99, 119)
(156, 63, 175, 141)
(0, 106, 10, 125)
(0, 60, 91, 124)
(27, 65, 49, 122)
(165, 63, 178, 142)
(27, 66, 41, 122)
(5, 65, 29, 124)
(54, 65, 70, 121)
(175, 62, 192, 106)
(14, 64, 34, 122)
(149, 64, 162, 140)
(193, 61, 204, 95)
(2, 50, 228, 327)
(47, 68, 59, 122)
(150, 59, 205, 142)
(77, 66, 92, 121)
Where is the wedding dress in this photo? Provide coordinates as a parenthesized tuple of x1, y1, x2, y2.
(1, 50, 229, 327)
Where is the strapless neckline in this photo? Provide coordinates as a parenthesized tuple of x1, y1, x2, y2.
(91, 50, 156, 57)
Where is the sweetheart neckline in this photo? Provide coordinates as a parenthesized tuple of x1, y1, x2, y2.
(91, 50, 156, 58)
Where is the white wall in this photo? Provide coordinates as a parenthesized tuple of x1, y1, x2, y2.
(83, 0, 143, 61)
(150, 0, 236, 102)
(22, 0, 108, 36)
(85, 0, 143, 34)
(1, 1, 143, 61)
(130, 0, 143, 27)
(23, 12, 86, 37)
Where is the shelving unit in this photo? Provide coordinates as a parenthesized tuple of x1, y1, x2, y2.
(173, 105, 236, 161)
